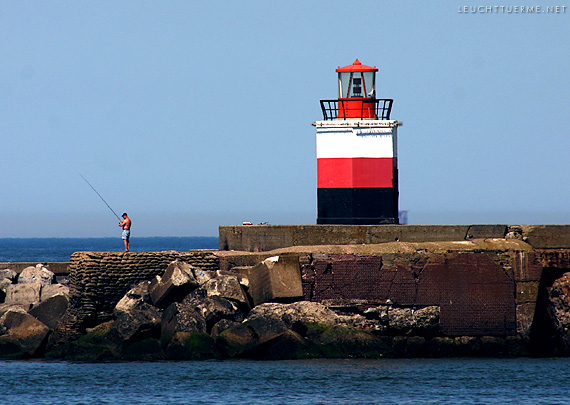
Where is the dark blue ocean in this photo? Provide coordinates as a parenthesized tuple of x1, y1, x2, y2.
(0, 237, 219, 262)
(1, 358, 570, 404)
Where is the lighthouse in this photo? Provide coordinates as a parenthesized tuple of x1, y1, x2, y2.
(314, 59, 402, 225)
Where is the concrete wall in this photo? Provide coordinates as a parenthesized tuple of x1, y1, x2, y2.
(219, 224, 570, 252)
(219, 224, 509, 252)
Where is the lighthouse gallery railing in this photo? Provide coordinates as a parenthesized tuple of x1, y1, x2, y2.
(319, 99, 393, 120)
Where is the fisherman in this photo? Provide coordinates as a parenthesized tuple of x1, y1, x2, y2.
(118, 213, 132, 252)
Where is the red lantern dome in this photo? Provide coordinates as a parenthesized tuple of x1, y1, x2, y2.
(335, 59, 378, 119)
(335, 59, 378, 73)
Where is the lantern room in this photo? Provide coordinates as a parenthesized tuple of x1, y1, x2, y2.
(336, 59, 378, 119)
(319, 59, 393, 121)
(337, 59, 377, 99)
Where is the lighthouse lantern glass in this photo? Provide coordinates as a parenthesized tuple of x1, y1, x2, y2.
(338, 71, 376, 99)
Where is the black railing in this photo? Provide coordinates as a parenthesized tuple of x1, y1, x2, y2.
(319, 99, 393, 120)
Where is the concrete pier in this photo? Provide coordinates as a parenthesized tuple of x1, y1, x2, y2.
(219, 224, 570, 252)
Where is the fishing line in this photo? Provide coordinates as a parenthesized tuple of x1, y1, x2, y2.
(79, 173, 121, 221)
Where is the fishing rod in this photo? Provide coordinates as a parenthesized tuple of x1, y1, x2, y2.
(79, 173, 121, 221)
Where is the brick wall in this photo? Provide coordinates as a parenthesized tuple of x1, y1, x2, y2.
(302, 251, 519, 336)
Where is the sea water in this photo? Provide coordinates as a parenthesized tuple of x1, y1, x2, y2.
(1, 358, 570, 404)
(0, 237, 219, 262)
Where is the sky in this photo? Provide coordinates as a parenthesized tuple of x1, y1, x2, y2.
(1, 1, 569, 237)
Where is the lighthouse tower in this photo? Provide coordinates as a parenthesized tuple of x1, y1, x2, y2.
(314, 59, 402, 224)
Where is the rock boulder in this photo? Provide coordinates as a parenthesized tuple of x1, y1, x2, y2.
(0, 279, 11, 302)
(218, 302, 341, 357)
(0, 269, 18, 283)
(547, 272, 570, 353)
(109, 301, 162, 343)
(182, 291, 244, 332)
(238, 255, 303, 306)
(149, 261, 199, 308)
(387, 306, 440, 336)
(114, 280, 152, 316)
(0, 307, 50, 357)
(161, 302, 206, 347)
(4, 283, 42, 307)
(29, 295, 70, 330)
(18, 264, 56, 286)
(40, 284, 70, 301)
(202, 275, 250, 311)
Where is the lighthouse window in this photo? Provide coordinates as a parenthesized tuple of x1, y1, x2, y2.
(338, 71, 374, 98)
(352, 78, 362, 97)
(363, 72, 375, 98)
(339, 72, 351, 98)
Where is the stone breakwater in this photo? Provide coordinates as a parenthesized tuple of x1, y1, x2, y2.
(3, 233, 570, 360)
